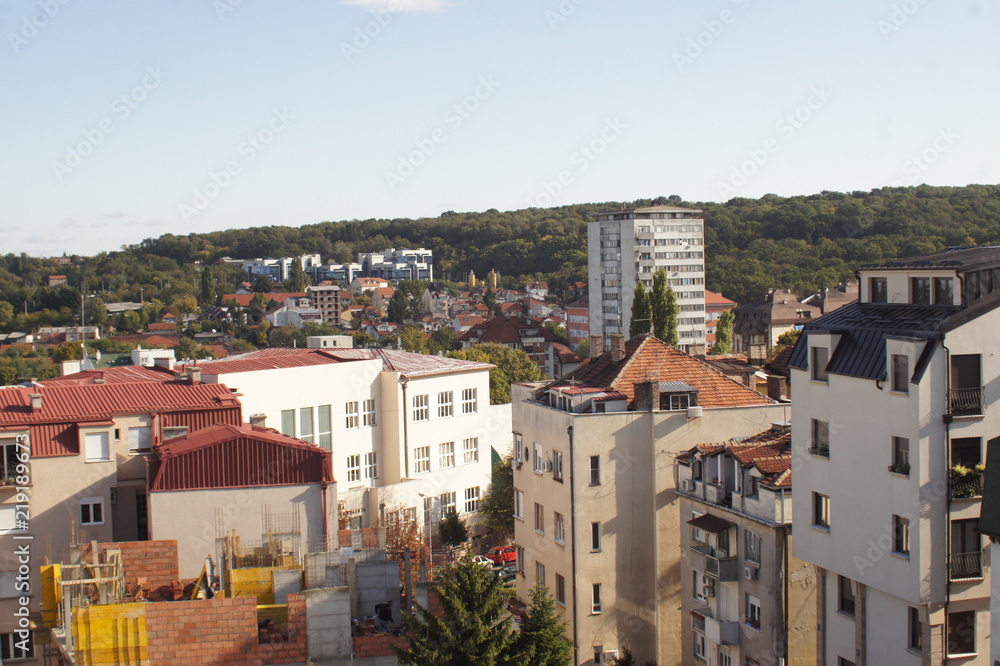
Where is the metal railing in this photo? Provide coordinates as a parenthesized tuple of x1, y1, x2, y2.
(950, 473, 984, 499)
(948, 387, 984, 416)
(949, 551, 984, 580)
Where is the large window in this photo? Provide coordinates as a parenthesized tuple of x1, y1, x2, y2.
(80, 496, 104, 526)
(345, 402, 359, 429)
(947, 610, 976, 656)
(280, 409, 295, 436)
(838, 575, 855, 616)
(317, 405, 332, 448)
(811, 419, 830, 457)
(414, 446, 430, 474)
(439, 442, 455, 468)
(1, 632, 33, 662)
(412, 394, 429, 421)
(464, 486, 480, 513)
(911, 277, 931, 304)
(437, 391, 453, 418)
(811, 346, 829, 382)
(362, 399, 376, 427)
(462, 388, 478, 414)
(870, 277, 888, 303)
(364, 452, 377, 479)
(813, 492, 830, 528)
(891, 354, 909, 393)
(128, 427, 151, 453)
(934, 277, 954, 305)
(84, 431, 110, 462)
(299, 407, 314, 443)
(347, 455, 361, 482)
(893, 515, 910, 555)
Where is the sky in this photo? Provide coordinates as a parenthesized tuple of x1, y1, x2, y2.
(1, 0, 997, 256)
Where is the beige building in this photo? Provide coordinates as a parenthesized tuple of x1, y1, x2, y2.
(306, 284, 342, 327)
(512, 334, 790, 665)
(676, 425, 817, 666)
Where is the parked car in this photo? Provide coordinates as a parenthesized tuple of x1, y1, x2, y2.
(486, 546, 516, 565)
(471, 555, 494, 567)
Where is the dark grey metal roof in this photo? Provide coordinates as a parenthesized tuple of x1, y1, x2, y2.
(859, 246, 1000, 272)
(659, 381, 696, 393)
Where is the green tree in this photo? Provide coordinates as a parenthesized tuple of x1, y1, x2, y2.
(574, 337, 590, 359)
(478, 454, 514, 542)
(51, 340, 84, 363)
(174, 337, 215, 361)
(395, 555, 517, 666)
(252, 275, 274, 293)
(439, 508, 469, 549)
(400, 324, 429, 353)
(173, 296, 198, 317)
(712, 309, 734, 354)
(0, 300, 13, 331)
(284, 259, 311, 292)
(612, 647, 656, 666)
(513, 585, 573, 666)
(629, 283, 651, 337)
(199, 265, 217, 308)
(542, 322, 568, 345)
(428, 326, 461, 354)
(448, 343, 545, 404)
(651, 268, 668, 341)
(228, 338, 258, 353)
(664, 286, 678, 346)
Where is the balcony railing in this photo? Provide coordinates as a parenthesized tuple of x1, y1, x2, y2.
(704, 553, 739, 582)
(950, 472, 984, 499)
(948, 387, 984, 416)
(949, 551, 984, 580)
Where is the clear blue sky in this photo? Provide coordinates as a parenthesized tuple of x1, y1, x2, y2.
(1, 0, 996, 256)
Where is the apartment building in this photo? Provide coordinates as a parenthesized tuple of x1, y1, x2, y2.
(228, 254, 323, 283)
(184, 347, 504, 538)
(0, 374, 242, 663)
(587, 206, 707, 353)
(306, 284, 342, 327)
(733, 290, 821, 364)
(513, 334, 789, 665)
(676, 425, 817, 666)
(358, 248, 434, 282)
(566, 296, 590, 349)
(790, 246, 1000, 665)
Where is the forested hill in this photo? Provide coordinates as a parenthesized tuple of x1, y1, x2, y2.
(127, 185, 1000, 304)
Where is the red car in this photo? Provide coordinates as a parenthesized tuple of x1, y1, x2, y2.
(486, 546, 516, 565)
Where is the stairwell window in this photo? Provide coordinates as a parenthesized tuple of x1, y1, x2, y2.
(362, 399, 376, 426)
(811, 346, 829, 382)
(592, 583, 602, 614)
(813, 492, 831, 529)
(590, 456, 601, 486)
(909, 606, 922, 652)
(891, 354, 909, 393)
(364, 452, 377, 479)
(838, 575, 855, 617)
(893, 515, 910, 555)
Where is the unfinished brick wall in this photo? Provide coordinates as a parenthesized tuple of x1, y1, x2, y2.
(83, 540, 180, 595)
(352, 634, 409, 659)
(250, 593, 307, 665)
(146, 597, 258, 665)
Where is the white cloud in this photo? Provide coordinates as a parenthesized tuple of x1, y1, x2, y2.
(342, 0, 455, 13)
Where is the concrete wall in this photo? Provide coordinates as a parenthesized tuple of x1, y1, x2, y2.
(305, 586, 353, 660)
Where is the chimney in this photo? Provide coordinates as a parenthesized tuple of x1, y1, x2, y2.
(610, 334, 626, 365)
(29, 393, 42, 413)
(189, 367, 202, 385)
(634, 381, 657, 411)
(589, 334, 603, 360)
(249, 413, 267, 428)
(154, 357, 175, 371)
(770, 421, 791, 434)
(767, 375, 788, 401)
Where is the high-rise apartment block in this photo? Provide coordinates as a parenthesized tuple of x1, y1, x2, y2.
(587, 206, 707, 353)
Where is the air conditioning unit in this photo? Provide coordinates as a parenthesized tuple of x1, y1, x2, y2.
(543, 459, 553, 472)
(687, 406, 703, 419)
(745, 565, 758, 580)
(681, 479, 693, 492)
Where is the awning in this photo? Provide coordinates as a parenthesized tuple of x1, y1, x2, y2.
(687, 513, 734, 534)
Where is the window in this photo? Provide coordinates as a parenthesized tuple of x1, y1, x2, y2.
(893, 515, 910, 555)
(345, 401, 359, 429)
(554, 512, 565, 544)
(891, 354, 909, 392)
(813, 492, 830, 528)
(423, 496, 433, 526)
(514, 490, 524, 519)
(744, 530, 762, 565)
(347, 455, 361, 482)
(464, 486, 480, 513)
(533, 443, 545, 473)
(911, 277, 931, 304)
(364, 452, 377, 479)
(811, 346, 829, 381)
(892, 436, 909, 473)
(412, 394, 429, 421)
(1, 440, 23, 483)
(592, 522, 602, 551)
(951, 437, 982, 467)
(950, 519, 982, 579)
(437, 391, 453, 418)
(514, 434, 524, 464)
(555, 574, 566, 605)
(935, 277, 954, 304)
(1, 632, 33, 662)
(534, 503, 544, 533)
(720, 653, 732, 666)
(668, 393, 690, 410)
(590, 455, 601, 485)
(299, 407, 314, 443)
(414, 446, 430, 473)
(80, 496, 104, 526)
(128, 427, 151, 453)
(592, 583, 602, 613)
(362, 399, 376, 426)
(838, 575, 855, 616)
(693, 569, 705, 601)
(0, 505, 26, 534)
(462, 388, 477, 414)
(947, 610, 976, 656)
(693, 634, 706, 659)
(440, 491, 456, 514)
(439, 441, 455, 468)
(516, 546, 525, 572)
(691, 510, 706, 544)
(870, 277, 888, 303)
(84, 431, 110, 462)
(461, 437, 479, 464)
(552, 450, 563, 481)
(281, 409, 295, 436)
(909, 606, 922, 651)
(536, 561, 546, 586)
(745, 594, 761, 630)
(811, 419, 830, 457)
(318, 405, 332, 448)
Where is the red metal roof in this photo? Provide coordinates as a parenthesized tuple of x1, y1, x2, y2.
(184, 348, 343, 375)
(149, 423, 333, 491)
(41, 365, 173, 386)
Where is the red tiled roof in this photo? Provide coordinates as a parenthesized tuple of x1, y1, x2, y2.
(147, 322, 177, 331)
(678, 428, 792, 488)
(460, 317, 559, 346)
(220, 292, 307, 307)
(705, 290, 736, 306)
(549, 335, 772, 409)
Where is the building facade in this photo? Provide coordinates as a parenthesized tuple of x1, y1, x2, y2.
(306, 284, 342, 327)
(587, 206, 707, 353)
(358, 248, 433, 282)
(790, 246, 1000, 665)
(513, 334, 789, 665)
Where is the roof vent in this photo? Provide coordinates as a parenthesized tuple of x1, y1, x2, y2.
(29, 393, 42, 412)
(249, 413, 267, 428)
(771, 421, 791, 433)
(93, 378, 106, 385)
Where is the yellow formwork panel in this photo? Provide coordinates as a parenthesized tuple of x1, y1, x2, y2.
(73, 603, 148, 666)
(229, 567, 276, 604)
(39, 564, 61, 629)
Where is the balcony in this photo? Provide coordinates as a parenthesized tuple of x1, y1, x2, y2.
(691, 608, 739, 645)
(947, 387, 984, 417)
(705, 483, 733, 508)
(704, 553, 739, 582)
(950, 466, 985, 499)
(949, 551, 984, 581)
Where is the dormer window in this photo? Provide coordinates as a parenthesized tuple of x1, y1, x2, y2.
(666, 394, 689, 410)
(911, 277, 931, 304)
(934, 278, 954, 305)
(870, 277, 888, 303)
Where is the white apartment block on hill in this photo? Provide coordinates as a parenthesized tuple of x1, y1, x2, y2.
(790, 246, 1000, 665)
(587, 206, 707, 353)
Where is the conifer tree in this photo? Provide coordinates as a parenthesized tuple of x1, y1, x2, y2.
(395, 555, 518, 666)
(514, 585, 573, 665)
(199, 265, 217, 308)
(651, 268, 668, 340)
(439, 507, 468, 548)
(664, 286, 679, 346)
(629, 283, 651, 337)
(713, 309, 734, 353)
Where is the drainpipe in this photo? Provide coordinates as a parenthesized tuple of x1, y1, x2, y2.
(942, 338, 952, 666)
(401, 377, 410, 478)
(567, 425, 579, 666)
(783, 524, 790, 665)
